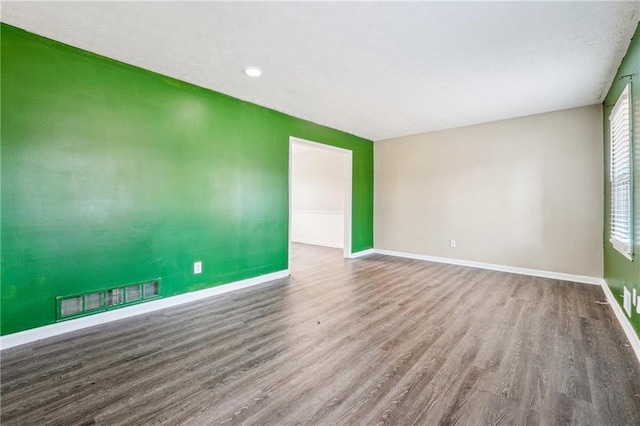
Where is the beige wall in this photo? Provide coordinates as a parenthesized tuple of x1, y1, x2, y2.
(375, 105, 603, 277)
(291, 142, 346, 248)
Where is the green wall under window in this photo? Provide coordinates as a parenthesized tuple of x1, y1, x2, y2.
(603, 23, 640, 338)
(0, 24, 374, 335)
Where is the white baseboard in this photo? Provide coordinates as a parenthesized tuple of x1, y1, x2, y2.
(291, 238, 343, 249)
(373, 249, 602, 286)
(599, 279, 640, 365)
(0, 269, 290, 351)
(349, 248, 375, 258)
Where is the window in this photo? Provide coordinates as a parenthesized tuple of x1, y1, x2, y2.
(609, 83, 633, 260)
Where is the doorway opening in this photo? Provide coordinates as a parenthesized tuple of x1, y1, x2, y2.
(288, 137, 353, 270)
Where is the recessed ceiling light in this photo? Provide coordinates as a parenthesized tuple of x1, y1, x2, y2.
(244, 66, 263, 77)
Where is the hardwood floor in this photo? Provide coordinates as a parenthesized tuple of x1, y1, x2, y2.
(2, 243, 640, 425)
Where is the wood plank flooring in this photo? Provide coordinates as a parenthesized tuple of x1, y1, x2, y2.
(2, 243, 640, 425)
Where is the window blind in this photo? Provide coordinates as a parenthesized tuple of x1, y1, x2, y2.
(609, 83, 633, 260)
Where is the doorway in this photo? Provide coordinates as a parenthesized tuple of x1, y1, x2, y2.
(288, 137, 353, 269)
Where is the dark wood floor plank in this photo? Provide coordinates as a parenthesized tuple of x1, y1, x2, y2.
(2, 243, 640, 425)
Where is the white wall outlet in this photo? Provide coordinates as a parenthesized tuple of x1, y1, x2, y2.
(623, 286, 632, 317)
(194, 261, 202, 274)
(634, 288, 638, 307)
(450, 240, 456, 248)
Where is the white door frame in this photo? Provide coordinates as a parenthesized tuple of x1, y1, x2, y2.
(288, 136, 353, 268)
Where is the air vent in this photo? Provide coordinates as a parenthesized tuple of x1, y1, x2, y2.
(84, 292, 104, 311)
(143, 281, 159, 298)
(107, 288, 123, 307)
(125, 285, 142, 302)
(56, 278, 161, 321)
(61, 296, 82, 317)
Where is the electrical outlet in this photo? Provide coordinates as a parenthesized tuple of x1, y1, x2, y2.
(194, 261, 202, 274)
(450, 240, 456, 248)
(623, 286, 632, 317)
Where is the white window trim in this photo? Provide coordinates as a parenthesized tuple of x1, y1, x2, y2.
(609, 82, 633, 261)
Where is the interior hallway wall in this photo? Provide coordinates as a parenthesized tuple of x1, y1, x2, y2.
(291, 143, 346, 248)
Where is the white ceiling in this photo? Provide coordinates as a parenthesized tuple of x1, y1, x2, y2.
(2, 2, 639, 141)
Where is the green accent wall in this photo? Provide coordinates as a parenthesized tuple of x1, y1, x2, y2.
(603, 23, 640, 338)
(1, 24, 373, 335)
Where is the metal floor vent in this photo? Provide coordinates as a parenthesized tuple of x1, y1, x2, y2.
(143, 281, 159, 298)
(60, 296, 82, 317)
(125, 285, 142, 302)
(107, 288, 123, 307)
(85, 292, 104, 311)
(56, 279, 161, 320)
